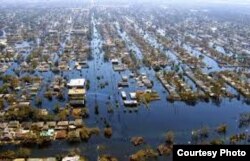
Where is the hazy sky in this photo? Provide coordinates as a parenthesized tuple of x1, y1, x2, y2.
(1, 0, 250, 3)
(2, 0, 250, 5)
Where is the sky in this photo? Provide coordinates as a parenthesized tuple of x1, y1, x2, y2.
(1, 0, 250, 6)
(1, 0, 250, 3)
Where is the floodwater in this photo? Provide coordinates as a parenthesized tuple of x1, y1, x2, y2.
(1, 14, 250, 161)
(0, 29, 6, 38)
(0, 30, 3, 37)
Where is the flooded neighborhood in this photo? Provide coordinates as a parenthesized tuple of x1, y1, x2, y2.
(0, 0, 250, 161)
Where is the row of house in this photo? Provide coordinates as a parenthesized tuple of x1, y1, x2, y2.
(13, 154, 82, 161)
(0, 119, 84, 143)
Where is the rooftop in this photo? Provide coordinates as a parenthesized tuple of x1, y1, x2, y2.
(67, 79, 86, 87)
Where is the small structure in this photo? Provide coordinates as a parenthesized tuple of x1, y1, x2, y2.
(111, 59, 119, 64)
(130, 93, 137, 100)
(124, 100, 138, 107)
(121, 91, 127, 99)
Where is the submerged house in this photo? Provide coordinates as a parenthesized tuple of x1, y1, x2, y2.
(40, 129, 55, 138)
(124, 100, 138, 107)
(68, 89, 86, 98)
(67, 79, 86, 88)
(55, 130, 67, 140)
(8, 121, 20, 129)
(67, 79, 86, 106)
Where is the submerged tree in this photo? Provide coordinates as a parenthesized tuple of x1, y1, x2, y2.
(165, 131, 174, 144)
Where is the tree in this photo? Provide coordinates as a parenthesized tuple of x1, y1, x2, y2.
(57, 91, 65, 101)
(10, 77, 20, 89)
(216, 124, 227, 135)
(44, 91, 53, 100)
(5, 106, 33, 121)
(0, 98, 4, 110)
(35, 97, 42, 106)
(94, 104, 99, 115)
(0, 150, 16, 159)
(165, 131, 174, 144)
(0, 84, 8, 94)
(0, 43, 6, 52)
(57, 109, 68, 120)
(16, 148, 31, 158)
(200, 126, 209, 138)
(54, 104, 60, 114)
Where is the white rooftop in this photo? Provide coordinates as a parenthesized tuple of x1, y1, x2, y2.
(130, 92, 137, 99)
(67, 79, 86, 87)
(62, 155, 80, 161)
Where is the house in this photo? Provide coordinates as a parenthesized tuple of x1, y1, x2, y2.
(79, 60, 89, 68)
(118, 81, 129, 87)
(47, 121, 56, 128)
(27, 158, 43, 161)
(68, 79, 86, 106)
(113, 64, 126, 71)
(67, 130, 80, 139)
(18, 101, 30, 107)
(68, 125, 76, 130)
(15, 131, 29, 140)
(69, 121, 75, 125)
(69, 100, 85, 106)
(38, 109, 49, 116)
(0, 122, 8, 129)
(8, 121, 20, 129)
(111, 58, 119, 64)
(124, 100, 138, 107)
(122, 76, 128, 82)
(42, 124, 49, 130)
(40, 129, 55, 137)
(121, 91, 127, 99)
(142, 78, 152, 88)
(55, 130, 67, 139)
(62, 155, 80, 161)
(44, 158, 57, 161)
(1, 128, 14, 141)
(32, 122, 44, 129)
(67, 79, 86, 88)
(22, 122, 32, 130)
(27, 158, 56, 161)
(13, 159, 25, 161)
(68, 89, 86, 97)
(0, 111, 5, 117)
(57, 121, 69, 126)
(130, 93, 137, 100)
